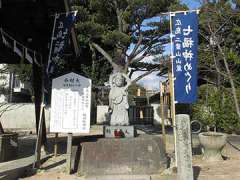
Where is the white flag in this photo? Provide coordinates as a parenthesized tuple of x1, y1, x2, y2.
(25, 48, 33, 64)
(14, 41, 23, 58)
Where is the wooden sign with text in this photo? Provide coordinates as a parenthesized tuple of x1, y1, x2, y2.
(50, 72, 91, 133)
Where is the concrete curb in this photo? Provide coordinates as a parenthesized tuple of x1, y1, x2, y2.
(82, 174, 177, 180)
(0, 154, 52, 180)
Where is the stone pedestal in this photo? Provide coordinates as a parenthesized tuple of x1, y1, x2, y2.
(0, 133, 18, 162)
(78, 135, 167, 176)
(104, 125, 136, 138)
(199, 132, 227, 161)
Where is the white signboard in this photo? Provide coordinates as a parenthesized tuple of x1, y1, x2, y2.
(50, 72, 91, 133)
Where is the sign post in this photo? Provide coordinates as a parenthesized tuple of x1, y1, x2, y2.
(50, 72, 91, 174)
(67, 133, 73, 174)
(54, 133, 58, 157)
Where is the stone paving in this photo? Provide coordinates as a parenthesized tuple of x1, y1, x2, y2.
(0, 125, 240, 180)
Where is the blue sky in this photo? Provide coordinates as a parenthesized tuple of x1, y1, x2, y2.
(182, 0, 202, 10)
(131, 0, 202, 90)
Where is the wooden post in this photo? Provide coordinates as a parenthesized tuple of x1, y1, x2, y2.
(169, 12, 177, 167)
(160, 82, 166, 151)
(33, 56, 48, 169)
(169, 70, 177, 166)
(33, 104, 44, 168)
(54, 133, 58, 157)
(137, 88, 141, 96)
(66, 133, 73, 174)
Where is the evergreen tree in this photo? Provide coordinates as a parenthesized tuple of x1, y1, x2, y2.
(71, 0, 183, 85)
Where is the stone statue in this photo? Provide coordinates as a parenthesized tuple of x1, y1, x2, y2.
(108, 72, 131, 126)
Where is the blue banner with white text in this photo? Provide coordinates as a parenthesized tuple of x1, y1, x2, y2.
(47, 11, 77, 74)
(172, 12, 198, 103)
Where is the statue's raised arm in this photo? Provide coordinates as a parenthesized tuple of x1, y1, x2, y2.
(109, 73, 115, 89)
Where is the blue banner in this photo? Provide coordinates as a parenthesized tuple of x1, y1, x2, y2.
(47, 11, 77, 74)
(172, 12, 198, 103)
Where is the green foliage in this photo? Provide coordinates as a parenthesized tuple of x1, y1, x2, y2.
(0, 66, 9, 95)
(69, 0, 191, 89)
(197, 0, 240, 132)
(191, 85, 240, 133)
(7, 63, 32, 83)
(199, 0, 240, 56)
(226, 49, 240, 64)
(102, 30, 130, 46)
(72, 0, 178, 72)
(76, 21, 105, 45)
(80, 60, 112, 86)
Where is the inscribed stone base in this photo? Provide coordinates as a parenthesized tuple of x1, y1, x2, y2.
(78, 135, 168, 176)
(104, 125, 135, 138)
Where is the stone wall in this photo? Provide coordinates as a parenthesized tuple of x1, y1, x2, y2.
(0, 103, 50, 132)
(0, 103, 172, 131)
(96, 104, 171, 126)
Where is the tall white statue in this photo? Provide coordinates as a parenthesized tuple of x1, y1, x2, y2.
(108, 73, 131, 126)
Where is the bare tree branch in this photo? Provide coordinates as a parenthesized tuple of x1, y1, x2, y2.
(131, 67, 158, 84)
(91, 42, 121, 71)
(129, 34, 143, 59)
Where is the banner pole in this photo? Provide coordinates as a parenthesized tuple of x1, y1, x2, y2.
(160, 82, 166, 151)
(169, 12, 177, 167)
(46, 13, 57, 74)
(158, 9, 200, 16)
(64, 0, 80, 56)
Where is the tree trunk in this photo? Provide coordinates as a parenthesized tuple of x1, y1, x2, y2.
(217, 44, 240, 119)
(91, 42, 122, 72)
(90, 44, 96, 78)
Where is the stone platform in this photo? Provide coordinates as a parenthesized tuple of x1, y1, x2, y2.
(78, 135, 168, 176)
(103, 125, 135, 138)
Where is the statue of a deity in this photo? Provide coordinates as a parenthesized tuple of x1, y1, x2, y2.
(108, 73, 131, 126)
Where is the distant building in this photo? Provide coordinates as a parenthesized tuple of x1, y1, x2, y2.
(0, 64, 32, 103)
(146, 89, 159, 97)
